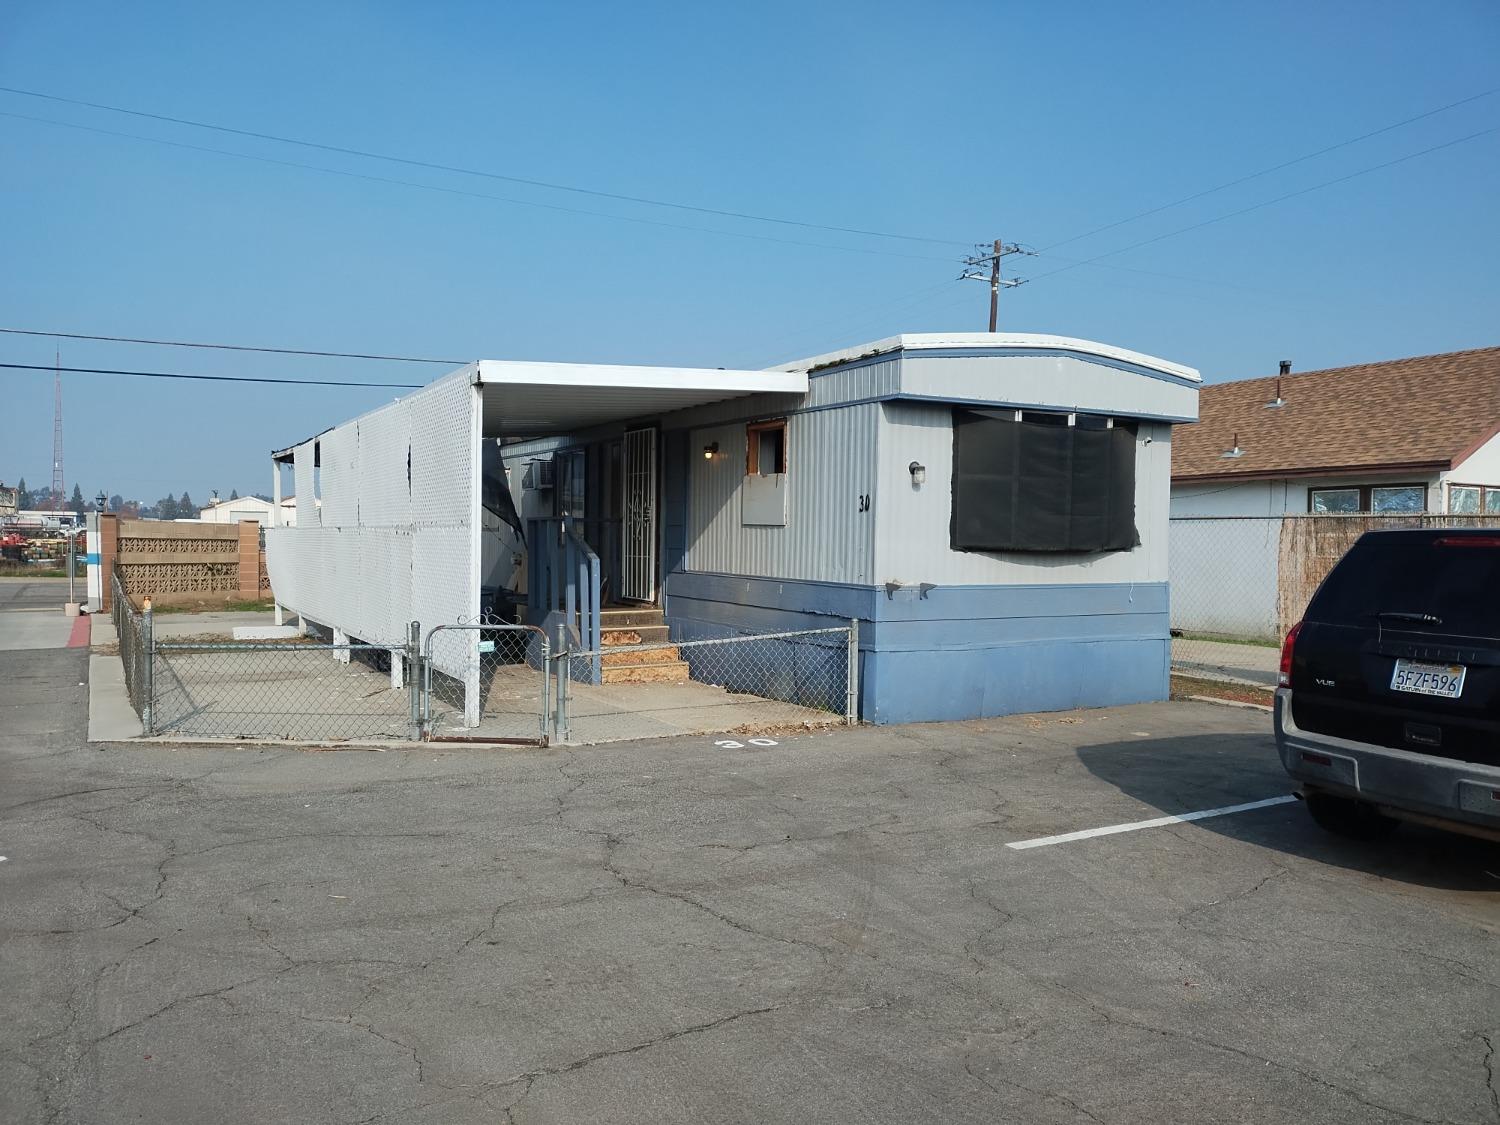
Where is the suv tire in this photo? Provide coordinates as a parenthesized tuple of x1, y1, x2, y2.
(1304, 792, 1400, 841)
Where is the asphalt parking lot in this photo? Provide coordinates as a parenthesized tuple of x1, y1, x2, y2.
(3, 645, 1497, 1124)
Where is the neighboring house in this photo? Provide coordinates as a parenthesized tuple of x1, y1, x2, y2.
(1171, 347, 1500, 515)
(198, 495, 302, 526)
(266, 334, 1200, 726)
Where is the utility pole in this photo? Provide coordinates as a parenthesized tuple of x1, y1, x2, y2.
(51, 350, 65, 513)
(988, 238, 1001, 332)
(961, 240, 1035, 331)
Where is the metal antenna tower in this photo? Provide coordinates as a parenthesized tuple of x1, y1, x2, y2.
(50, 350, 65, 512)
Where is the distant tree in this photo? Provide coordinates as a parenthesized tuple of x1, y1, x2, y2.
(228, 488, 239, 501)
(70, 483, 85, 516)
(109, 495, 124, 513)
(155, 495, 179, 520)
(179, 491, 194, 514)
(16, 477, 32, 509)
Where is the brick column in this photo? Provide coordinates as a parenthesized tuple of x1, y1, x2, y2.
(236, 521, 262, 599)
(99, 514, 119, 611)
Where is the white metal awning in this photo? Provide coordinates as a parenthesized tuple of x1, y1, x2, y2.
(474, 360, 806, 437)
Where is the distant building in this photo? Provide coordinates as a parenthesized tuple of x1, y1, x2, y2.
(198, 495, 303, 527)
(1172, 347, 1500, 515)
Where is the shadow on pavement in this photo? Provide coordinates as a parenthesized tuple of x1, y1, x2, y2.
(1078, 732, 1500, 893)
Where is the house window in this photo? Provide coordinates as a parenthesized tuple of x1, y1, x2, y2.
(1307, 484, 1428, 513)
(747, 419, 787, 476)
(1449, 483, 1500, 514)
(950, 409, 1138, 553)
(1309, 488, 1360, 513)
(1449, 485, 1481, 514)
(1371, 485, 1425, 513)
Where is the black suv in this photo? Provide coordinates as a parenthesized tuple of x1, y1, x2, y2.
(1275, 527, 1500, 842)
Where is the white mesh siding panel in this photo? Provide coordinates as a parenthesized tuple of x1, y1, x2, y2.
(292, 442, 318, 527)
(319, 424, 359, 527)
(265, 368, 480, 720)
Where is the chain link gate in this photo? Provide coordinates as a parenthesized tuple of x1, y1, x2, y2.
(421, 620, 551, 743)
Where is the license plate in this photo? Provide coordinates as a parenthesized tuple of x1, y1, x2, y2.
(1390, 659, 1466, 699)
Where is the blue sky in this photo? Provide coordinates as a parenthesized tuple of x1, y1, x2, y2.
(2, 0, 1497, 503)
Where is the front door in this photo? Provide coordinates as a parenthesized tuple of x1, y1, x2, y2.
(620, 427, 657, 602)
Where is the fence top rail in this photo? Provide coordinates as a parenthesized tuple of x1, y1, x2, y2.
(431, 621, 547, 634)
(154, 641, 400, 652)
(576, 626, 852, 659)
(1170, 513, 1500, 521)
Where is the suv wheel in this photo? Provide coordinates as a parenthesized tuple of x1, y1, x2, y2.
(1304, 793, 1399, 841)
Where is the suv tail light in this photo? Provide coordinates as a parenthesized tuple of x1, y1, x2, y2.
(1279, 621, 1302, 687)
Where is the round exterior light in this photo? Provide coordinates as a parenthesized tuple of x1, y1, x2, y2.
(909, 461, 926, 486)
(703, 442, 719, 461)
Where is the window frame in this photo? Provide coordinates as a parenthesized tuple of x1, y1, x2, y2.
(746, 418, 788, 477)
(1306, 483, 1428, 514)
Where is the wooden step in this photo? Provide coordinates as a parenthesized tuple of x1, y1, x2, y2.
(601, 645, 682, 667)
(601, 625, 670, 646)
(600, 607, 665, 629)
(602, 660, 691, 685)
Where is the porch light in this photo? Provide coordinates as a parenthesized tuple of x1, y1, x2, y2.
(909, 461, 926, 486)
(703, 442, 719, 461)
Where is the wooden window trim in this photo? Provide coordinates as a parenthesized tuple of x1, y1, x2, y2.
(746, 419, 787, 476)
(1306, 482, 1428, 513)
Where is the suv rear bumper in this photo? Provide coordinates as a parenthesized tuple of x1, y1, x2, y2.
(1275, 689, 1500, 840)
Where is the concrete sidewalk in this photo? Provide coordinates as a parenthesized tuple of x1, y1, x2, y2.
(1172, 636, 1279, 686)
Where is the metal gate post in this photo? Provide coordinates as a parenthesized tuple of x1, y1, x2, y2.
(539, 634, 551, 743)
(421, 625, 436, 736)
(845, 617, 860, 725)
(407, 620, 422, 740)
(553, 621, 571, 744)
(141, 597, 155, 735)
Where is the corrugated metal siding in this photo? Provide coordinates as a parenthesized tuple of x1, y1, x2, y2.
(873, 401, 1173, 585)
(659, 358, 900, 433)
(684, 402, 878, 583)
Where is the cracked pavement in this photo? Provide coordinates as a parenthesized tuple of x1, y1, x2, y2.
(2, 646, 1498, 1123)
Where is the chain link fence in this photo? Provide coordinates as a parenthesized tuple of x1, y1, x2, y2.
(556, 625, 857, 745)
(111, 572, 149, 717)
(108, 595, 858, 745)
(1169, 513, 1500, 688)
(150, 635, 416, 741)
(422, 620, 550, 743)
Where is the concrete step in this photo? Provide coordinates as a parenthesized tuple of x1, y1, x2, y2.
(601, 645, 682, 667)
(601, 625, 670, 646)
(602, 660, 690, 685)
(600, 607, 665, 629)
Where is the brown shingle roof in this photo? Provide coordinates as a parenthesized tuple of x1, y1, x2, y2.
(1172, 347, 1500, 481)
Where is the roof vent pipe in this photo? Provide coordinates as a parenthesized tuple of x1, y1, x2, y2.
(1221, 431, 1245, 458)
(1266, 374, 1286, 408)
(1279, 360, 1291, 375)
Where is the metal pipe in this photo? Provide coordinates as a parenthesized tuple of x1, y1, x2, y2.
(846, 618, 860, 724)
(141, 596, 154, 734)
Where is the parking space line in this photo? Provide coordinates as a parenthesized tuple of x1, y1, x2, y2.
(1006, 795, 1297, 851)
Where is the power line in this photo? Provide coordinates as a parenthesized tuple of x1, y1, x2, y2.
(0, 327, 462, 364)
(1043, 87, 1498, 251)
(1028, 125, 1500, 284)
(0, 110, 956, 265)
(0, 362, 423, 388)
(0, 85, 968, 248)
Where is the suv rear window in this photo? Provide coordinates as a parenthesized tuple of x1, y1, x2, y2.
(1305, 532, 1500, 638)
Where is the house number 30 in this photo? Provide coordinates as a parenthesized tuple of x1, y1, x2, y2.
(857, 494, 871, 512)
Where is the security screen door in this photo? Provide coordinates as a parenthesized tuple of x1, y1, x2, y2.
(621, 427, 657, 602)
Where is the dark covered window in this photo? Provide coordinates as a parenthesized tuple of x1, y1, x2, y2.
(950, 409, 1139, 553)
